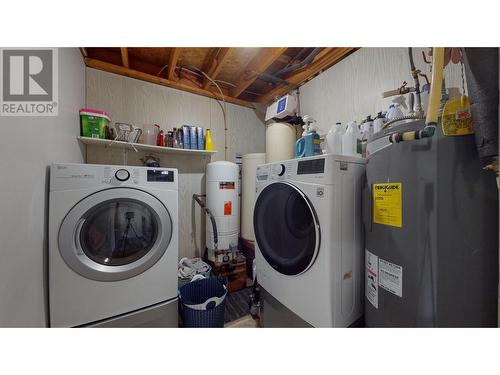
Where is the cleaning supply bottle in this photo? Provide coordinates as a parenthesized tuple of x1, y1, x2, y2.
(177, 128, 184, 148)
(295, 116, 321, 158)
(364, 115, 373, 142)
(156, 129, 165, 147)
(205, 128, 214, 150)
(342, 121, 357, 157)
(326, 122, 343, 154)
(173, 129, 180, 148)
(373, 111, 384, 134)
(309, 123, 322, 155)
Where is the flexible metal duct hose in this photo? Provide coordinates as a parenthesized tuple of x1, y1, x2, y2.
(463, 48, 499, 164)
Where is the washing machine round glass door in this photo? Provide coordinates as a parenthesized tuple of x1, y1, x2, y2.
(58, 188, 172, 281)
(253, 182, 320, 276)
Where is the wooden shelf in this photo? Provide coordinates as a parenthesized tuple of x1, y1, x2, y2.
(77, 136, 217, 156)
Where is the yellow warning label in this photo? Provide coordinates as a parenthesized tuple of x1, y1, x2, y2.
(373, 183, 402, 228)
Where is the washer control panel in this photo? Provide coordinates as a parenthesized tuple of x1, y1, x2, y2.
(147, 169, 175, 182)
(50, 164, 178, 191)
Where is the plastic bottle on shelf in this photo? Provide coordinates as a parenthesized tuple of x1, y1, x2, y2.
(342, 121, 358, 157)
(205, 129, 214, 150)
(144, 124, 160, 145)
(166, 131, 174, 147)
(173, 129, 180, 148)
(178, 128, 184, 149)
(156, 129, 165, 147)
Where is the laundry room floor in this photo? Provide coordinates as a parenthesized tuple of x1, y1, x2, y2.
(224, 287, 252, 323)
(224, 315, 258, 328)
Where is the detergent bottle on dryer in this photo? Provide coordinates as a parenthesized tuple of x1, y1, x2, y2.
(295, 116, 321, 158)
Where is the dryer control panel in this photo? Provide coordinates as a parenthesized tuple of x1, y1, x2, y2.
(297, 158, 325, 175)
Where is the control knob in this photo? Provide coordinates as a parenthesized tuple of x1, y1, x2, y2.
(115, 169, 130, 181)
(277, 164, 286, 176)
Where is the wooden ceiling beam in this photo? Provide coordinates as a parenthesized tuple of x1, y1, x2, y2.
(258, 47, 356, 104)
(120, 48, 129, 68)
(275, 54, 292, 64)
(202, 48, 231, 90)
(85, 58, 254, 108)
(167, 48, 181, 80)
(79, 47, 88, 58)
(230, 47, 288, 98)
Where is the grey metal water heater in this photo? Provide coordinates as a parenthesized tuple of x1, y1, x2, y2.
(364, 120, 498, 327)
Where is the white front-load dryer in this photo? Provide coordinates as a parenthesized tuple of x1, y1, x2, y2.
(49, 163, 178, 327)
(253, 154, 365, 327)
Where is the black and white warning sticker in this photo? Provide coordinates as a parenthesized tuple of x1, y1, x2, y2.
(365, 250, 378, 308)
(378, 258, 403, 297)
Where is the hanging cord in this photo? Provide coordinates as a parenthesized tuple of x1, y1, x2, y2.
(161, 64, 262, 96)
(184, 65, 229, 160)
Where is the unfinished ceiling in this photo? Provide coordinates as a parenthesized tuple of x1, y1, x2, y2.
(81, 47, 357, 108)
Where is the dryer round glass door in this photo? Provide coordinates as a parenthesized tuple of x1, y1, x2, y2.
(253, 182, 320, 276)
(58, 188, 173, 281)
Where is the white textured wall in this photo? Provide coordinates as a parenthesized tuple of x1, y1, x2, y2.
(299, 48, 465, 134)
(85, 68, 265, 259)
(0, 48, 85, 327)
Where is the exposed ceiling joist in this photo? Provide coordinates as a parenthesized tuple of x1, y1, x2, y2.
(82, 47, 357, 107)
(84, 57, 254, 108)
(259, 47, 356, 104)
(230, 47, 288, 98)
(79, 47, 88, 58)
(202, 48, 231, 89)
(167, 48, 181, 80)
(275, 54, 292, 64)
(120, 48, 129, 68)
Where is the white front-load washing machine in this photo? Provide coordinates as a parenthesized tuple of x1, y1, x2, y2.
(49, 163, 178, 327)
(254, 154, 365, 327)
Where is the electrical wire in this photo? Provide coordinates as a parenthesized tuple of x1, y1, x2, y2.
(157, 64, 169, 77)
(156, 62, 264, 160)
(158, 64, 261, 96)
(185, 65, 229, 161)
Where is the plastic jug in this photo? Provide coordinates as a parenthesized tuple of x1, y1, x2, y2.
(326, 122, 343, 154)
(295, 130, 320, 158)
(342, 121, 358, 157)
(295, 132, 313, 158)
(144, 124, 160, 145)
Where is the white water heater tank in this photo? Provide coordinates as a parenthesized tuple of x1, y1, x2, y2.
(206, 161, 239, 255)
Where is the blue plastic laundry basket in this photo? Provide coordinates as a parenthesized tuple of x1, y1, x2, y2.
(179, 277, 228, 328)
